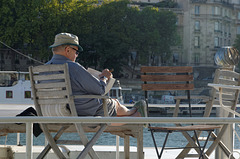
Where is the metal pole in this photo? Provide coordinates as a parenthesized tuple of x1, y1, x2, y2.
(26, 122, 33, 159)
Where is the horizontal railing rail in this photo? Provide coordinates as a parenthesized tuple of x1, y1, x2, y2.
(125, 103, 240, 108)
(0, 116, 239, 124)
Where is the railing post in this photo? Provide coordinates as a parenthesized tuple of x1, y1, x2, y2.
(26, 122, 33, 159)
(116, 136, 119, 159)
(17, 133, 21, 146)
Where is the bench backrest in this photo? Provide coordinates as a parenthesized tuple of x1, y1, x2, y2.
(141, 66, 194, 116)
(29, 63, 78, 117)
(204, 68, 240, 117)
(141, 66, 193, 91)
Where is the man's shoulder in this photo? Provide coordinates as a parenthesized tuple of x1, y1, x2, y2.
(67, 61, 86, 71)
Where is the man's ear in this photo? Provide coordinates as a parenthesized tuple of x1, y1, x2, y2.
(65, 46, 70, 55)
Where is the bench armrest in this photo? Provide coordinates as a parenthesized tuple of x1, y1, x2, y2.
(174, 95, 210, 102)
(208, 83, 240, 90)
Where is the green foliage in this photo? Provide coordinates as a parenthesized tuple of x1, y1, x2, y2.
(0, 0, 179, 76)
(233, 35, 240, 70)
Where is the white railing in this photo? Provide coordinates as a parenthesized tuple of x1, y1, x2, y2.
(1, 116, 240, 159)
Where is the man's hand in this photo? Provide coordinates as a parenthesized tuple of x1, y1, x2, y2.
(99, 69, 113, 80)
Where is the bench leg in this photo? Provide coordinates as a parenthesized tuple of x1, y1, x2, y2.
(124, 136, 130, 159)
(137, 126, 144, 159)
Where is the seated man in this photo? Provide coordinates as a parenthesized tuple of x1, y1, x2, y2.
(47, 32, 146, 119)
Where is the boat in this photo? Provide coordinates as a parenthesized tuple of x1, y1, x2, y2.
(0, 71, 33, 105)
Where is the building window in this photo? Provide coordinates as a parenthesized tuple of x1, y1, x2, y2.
(195, 21, 200, 30)
(223, 8, 230, 17)
(214, 37, 220, 47)
(6, 91, 13, 98)
(173, 53, 179, 64)
(176, 17, 179, 25)
(237, 26, 240, 34)
(214, 21, 220, 31)
(238, 12, 240, 20)
(194, 36, 200, 47)
(24, 91, 31, 98)
(194, 53, 200, 63)
(195, 6, 200, 15)
(226, 9, 230, 17)
(212, 6, 221, 15)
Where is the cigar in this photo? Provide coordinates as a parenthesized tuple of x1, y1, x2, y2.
(109, 69, 114, 73)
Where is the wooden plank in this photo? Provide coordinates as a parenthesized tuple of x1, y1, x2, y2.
(141, 83, 194, 91)
(32, 64, 66, 73)
(141, 75, 193, 82)
(149, 125, 221, 131)
(124, 136, 130, 159)
(36, 90, 68, 97)
(0, 123, 143, 138)
(219, 70, 240, 79)
(174, 95, 209, 100)
(35, 82, 65, 89)
(218, 89, 237, 94)
(38, 98, 69, 105)
(214, 94, 236, 101)
(213, 100, 234, 106)
(33, 74, 65, 81)
(73, 95, 110, 99)
(141, 66, 192, 73)
(218, 79, 238, 85)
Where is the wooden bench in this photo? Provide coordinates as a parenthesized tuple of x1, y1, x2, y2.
(141, 66, 222, 159)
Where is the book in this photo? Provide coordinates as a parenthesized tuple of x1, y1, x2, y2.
(87, 68, 116, 95)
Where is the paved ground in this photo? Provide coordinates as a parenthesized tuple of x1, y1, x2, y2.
(3, 145, 219, 159)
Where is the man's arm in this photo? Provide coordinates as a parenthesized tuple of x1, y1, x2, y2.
(70, 63, 107, 95)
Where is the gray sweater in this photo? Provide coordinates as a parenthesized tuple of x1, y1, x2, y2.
(46, 54, 106, 116)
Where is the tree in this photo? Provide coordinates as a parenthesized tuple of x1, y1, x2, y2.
(129, 7, 179, 67)
(0, 0, 179, 77)
(78, 0, 135, 76)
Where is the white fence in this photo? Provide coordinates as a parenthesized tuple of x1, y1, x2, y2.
(0, 116, 240, 159)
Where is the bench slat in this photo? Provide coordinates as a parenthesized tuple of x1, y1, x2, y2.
(34, 74, 65, 81)
(36, 90, 68, 97)
(141, 75, 193, 82)
(32, 64, 66, 73)
(142, 84, 194, 91)
(35, 82, 66, 89)
(141, 66, 192, 73)
(38, 99, 69, 105)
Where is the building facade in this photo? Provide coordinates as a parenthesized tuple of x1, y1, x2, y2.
(173, 0, 240, 66)
(131, 0, 240, 67)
